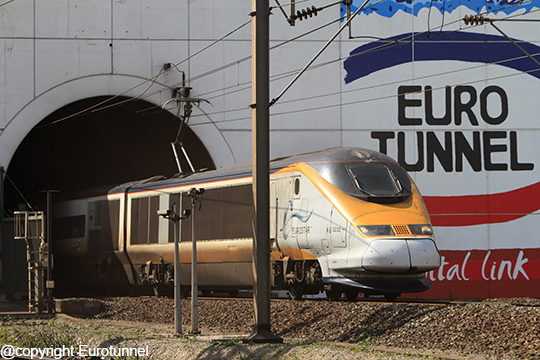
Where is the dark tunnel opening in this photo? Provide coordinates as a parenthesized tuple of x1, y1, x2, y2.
(4, 96, 215, 213)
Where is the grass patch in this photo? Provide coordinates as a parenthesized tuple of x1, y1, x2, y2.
(0, 319, 76, 348)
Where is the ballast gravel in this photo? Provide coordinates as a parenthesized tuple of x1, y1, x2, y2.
(89, 296, 540, 359)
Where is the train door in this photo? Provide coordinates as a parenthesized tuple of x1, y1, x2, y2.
(329, 207, 347, 249)
(270, 182, 278, 250)
(275, 176, 296, 251)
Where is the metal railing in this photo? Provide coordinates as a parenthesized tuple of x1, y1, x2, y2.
(14, 211, 48, 313)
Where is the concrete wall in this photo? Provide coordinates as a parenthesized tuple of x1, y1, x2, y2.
(0, 0, 344, 171)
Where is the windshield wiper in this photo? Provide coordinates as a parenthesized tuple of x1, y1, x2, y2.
(348, 168, 376, 196)
(387, 168, 402, 194)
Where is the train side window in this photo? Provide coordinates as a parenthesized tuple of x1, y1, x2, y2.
(148, 196, 159, 244)
(294, 177, 300, 197)
(130, 196, 159, 245)
(130, 198, 141, 244)
(139, 197, 149, 244)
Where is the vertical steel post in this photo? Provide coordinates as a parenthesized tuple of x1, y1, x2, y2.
(245, 0, 282, 343)
(173, 202, 182, 336)
(0, 167, 4, 221)
(191, 193, 198, 333)
(289, 0, 296, 26)
(0, 167, 3, 297)
(46, 191, 53, 314)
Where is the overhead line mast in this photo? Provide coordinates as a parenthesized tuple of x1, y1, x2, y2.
(246, 0, 283, 343)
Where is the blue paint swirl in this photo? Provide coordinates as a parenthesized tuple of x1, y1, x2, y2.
(280, 200, 314, 240)
(342, 0, 540, 17)
(344, 31, 540, 84)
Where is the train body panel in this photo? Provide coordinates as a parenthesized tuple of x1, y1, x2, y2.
(53, 147, 441, 299)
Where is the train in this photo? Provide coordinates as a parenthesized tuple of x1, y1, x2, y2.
(52, 147, 441, 300)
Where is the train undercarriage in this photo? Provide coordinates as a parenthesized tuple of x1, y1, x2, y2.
(134, 258, 401, 301)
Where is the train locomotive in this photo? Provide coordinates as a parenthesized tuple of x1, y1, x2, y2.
(52, 147, 441, 300)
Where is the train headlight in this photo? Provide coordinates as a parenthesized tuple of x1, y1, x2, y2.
(408, 224, 433, 235)
(357, 225, 395, 236)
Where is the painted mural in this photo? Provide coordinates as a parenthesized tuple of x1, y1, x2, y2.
(342, 0, 540, 298)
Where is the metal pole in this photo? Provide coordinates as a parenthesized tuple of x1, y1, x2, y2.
(0, 167, 3, 298)
(289, 0, 296, 26)
(191, 193, 198, 333)
(173, 202, 182, 336)
(245, 0, 282, 343)
(0, 167, 4, 220)
(46, 191, 53, 314)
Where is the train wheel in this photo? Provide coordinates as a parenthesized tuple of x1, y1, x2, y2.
(345, 289, 359, 302)
(228, 290, 239, 298)
(326, 287, 341, 301)
(289, 284, 304, 300)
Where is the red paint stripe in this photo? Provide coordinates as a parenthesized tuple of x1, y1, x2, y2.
(423, 181, 540, 226)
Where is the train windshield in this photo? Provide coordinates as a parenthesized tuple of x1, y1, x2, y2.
(347, 162, 402, 197)
(307, 149, 411, 203)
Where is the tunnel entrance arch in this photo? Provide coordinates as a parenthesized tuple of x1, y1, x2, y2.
(4, 96, 215, 212)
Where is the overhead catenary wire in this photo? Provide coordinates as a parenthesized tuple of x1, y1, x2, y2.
(184, 64, 540, 128)
(150, 14, 344, 96)
(4, 172, 35, 211)
(82, 44, 540, 130)
(39, 0, 540, 128)
(193, 34, 540, 121)
(88, 18, 253, 114)
(0, 0, 16, 7)
(46, 1, 397, 123)
(488, 20, 540, 68)
(103, 3, 377, 111)
(125, 2, 540, 126)
(271, 0, 311, 10)
(103, 9, 540, 126)
(80, 13, 346, 118)
(204, 5, 540, 116)
(52, 0, 531, 121)
(182, 1, 540, 111)
(185, 23, 540, 124)
(269, 0, 375, 106)
(41, 17, 253, 127)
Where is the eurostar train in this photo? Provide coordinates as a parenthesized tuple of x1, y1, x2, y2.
(52, 147, 441, 300)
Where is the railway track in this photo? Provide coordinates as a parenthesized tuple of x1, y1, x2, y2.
(145, 294, 540, 309)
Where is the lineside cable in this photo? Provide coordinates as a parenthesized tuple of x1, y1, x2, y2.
(4, 173, 35, 211)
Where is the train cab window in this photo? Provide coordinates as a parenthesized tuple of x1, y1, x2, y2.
(347, 162, 402, 196)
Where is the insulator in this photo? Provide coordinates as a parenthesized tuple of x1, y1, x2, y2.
(463, 14, 485, 26)
(295, 6, 319, 21)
